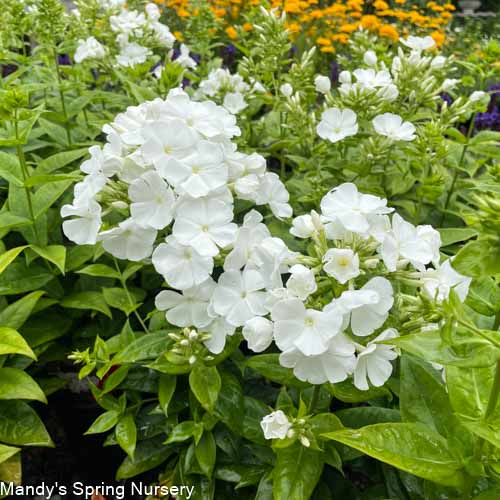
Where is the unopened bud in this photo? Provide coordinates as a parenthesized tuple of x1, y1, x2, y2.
(299, 435, 310, 448)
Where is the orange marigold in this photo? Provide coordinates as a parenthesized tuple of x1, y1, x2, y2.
(373, 0, 389, 9)
(431, 30, 445, 47)
(320, 46, 335, 53)
(242, 22, 253, 31)
(331, 33, 349, 44)
(226, 26, 238, 39)
(361, 15, 380, 30)
(378, 24, 399, 41)
(316, 36, 332, 46)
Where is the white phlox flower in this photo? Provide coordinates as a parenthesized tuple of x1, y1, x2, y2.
(353, 328, 399, 390)
(260, 410, 291, 440)
(317, 108, 358, 143)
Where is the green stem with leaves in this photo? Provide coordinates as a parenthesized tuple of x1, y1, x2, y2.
(53, 49, 72, 147)
(113, 258, 149, 335)
(14, 109, 40, 245)
(440, 113, 477, 225)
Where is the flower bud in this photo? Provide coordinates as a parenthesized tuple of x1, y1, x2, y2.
(314, 75, 331, 94)
(339, 71, 351, 84)
(299, 435, 311, 448)
(280, 83, 293, 97)
(363, 50, 377, 66)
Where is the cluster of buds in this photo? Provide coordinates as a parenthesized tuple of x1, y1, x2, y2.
(167, 328, 214, 366)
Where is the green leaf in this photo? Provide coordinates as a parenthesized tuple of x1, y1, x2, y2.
(246, 354, 308, 387)
(103, 287, 139, 315)
(0, 400, 53, 447)
(466, 278, 500, 316)
(309, 413, 344, 439)
(24, 174, 80, 187)
(165, 421, 199, 444)
(33, 180, 73, 219)
(116, 413, 137, 459)
(400, 355, 473, 453)
(116, 438, 173, 480)
(0, 451, 21, 485)
(189, 364, 221, 413)
(0, 212, 32, 232)
(323, 423, 465, 488)
(195, 431, 216, 478)
(0, 291, 45, 329)
(111, 332, 170, 364)
(0, 262, 53, 296)
(389, 329, 500, 368)
(327, 380, 392, 403)
(468, 130, 500, 145)
(158, 374, 176, 416)
(438, 228, 478, 247)
(241, 397, 269, 445)
(85, 410, 120, 435)
(273, 443, 324, 500)
(0, 444, 20, 465)
(30, 245, 66, 274)
(36, 148, 89, 175)
(213, 371, 244, 434)
(452, 240, 500, 278)
(0, 151, 22, 185)
(0, 246, 28, 274)
(0, 368, 47, 403)
(447, 364, 500, 423)
(0, 327, 36, 359)
(336, 407, 401, 429)
(60, 291, 112, 318)
(77, 264, 120, 279)
(101, 365, 130, 395)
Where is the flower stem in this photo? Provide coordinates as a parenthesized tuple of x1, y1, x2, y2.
(14, 110, 40, 245)
(53, 49, 72, 147)
(113, 258, 149, 334)
(440, 113, 476, 225)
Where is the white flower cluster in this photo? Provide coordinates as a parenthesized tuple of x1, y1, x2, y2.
(314, 35, 458, 145)
(61, 89, 292, 348)
(195, 68, 265, 115)
(205, 182, 468, 391)
(72, 2, 192, 70)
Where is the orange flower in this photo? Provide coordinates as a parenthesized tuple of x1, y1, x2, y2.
(226, 26, 238, 39)
(242, 22, 253, 31)
(378, 24, 399, 41)
(360, 15, 380, 30)
(373, 0, 389, 9)
(332, 33, 349, 44)
(320, 46, 335, 53)
(316, 36, 332, 46)
(431, 30, 445, 47)
(173, 31, 184, 41)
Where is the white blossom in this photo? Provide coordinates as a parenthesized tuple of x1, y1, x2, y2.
(317, 108, 358, 143)
(372, 113, 416, 141)
(354, 328, 399, 390)
(74, 37, 106, 63)
(323, 248, 360, 284)
(243, 317, 274, 352)
(260, 410, 291, 440)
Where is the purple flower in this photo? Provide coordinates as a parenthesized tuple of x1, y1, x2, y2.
(329, 61, 340, 85)
(2, 64, 17, 77)
(440, 93, 453, 106)
(58, 54, 71, 66)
